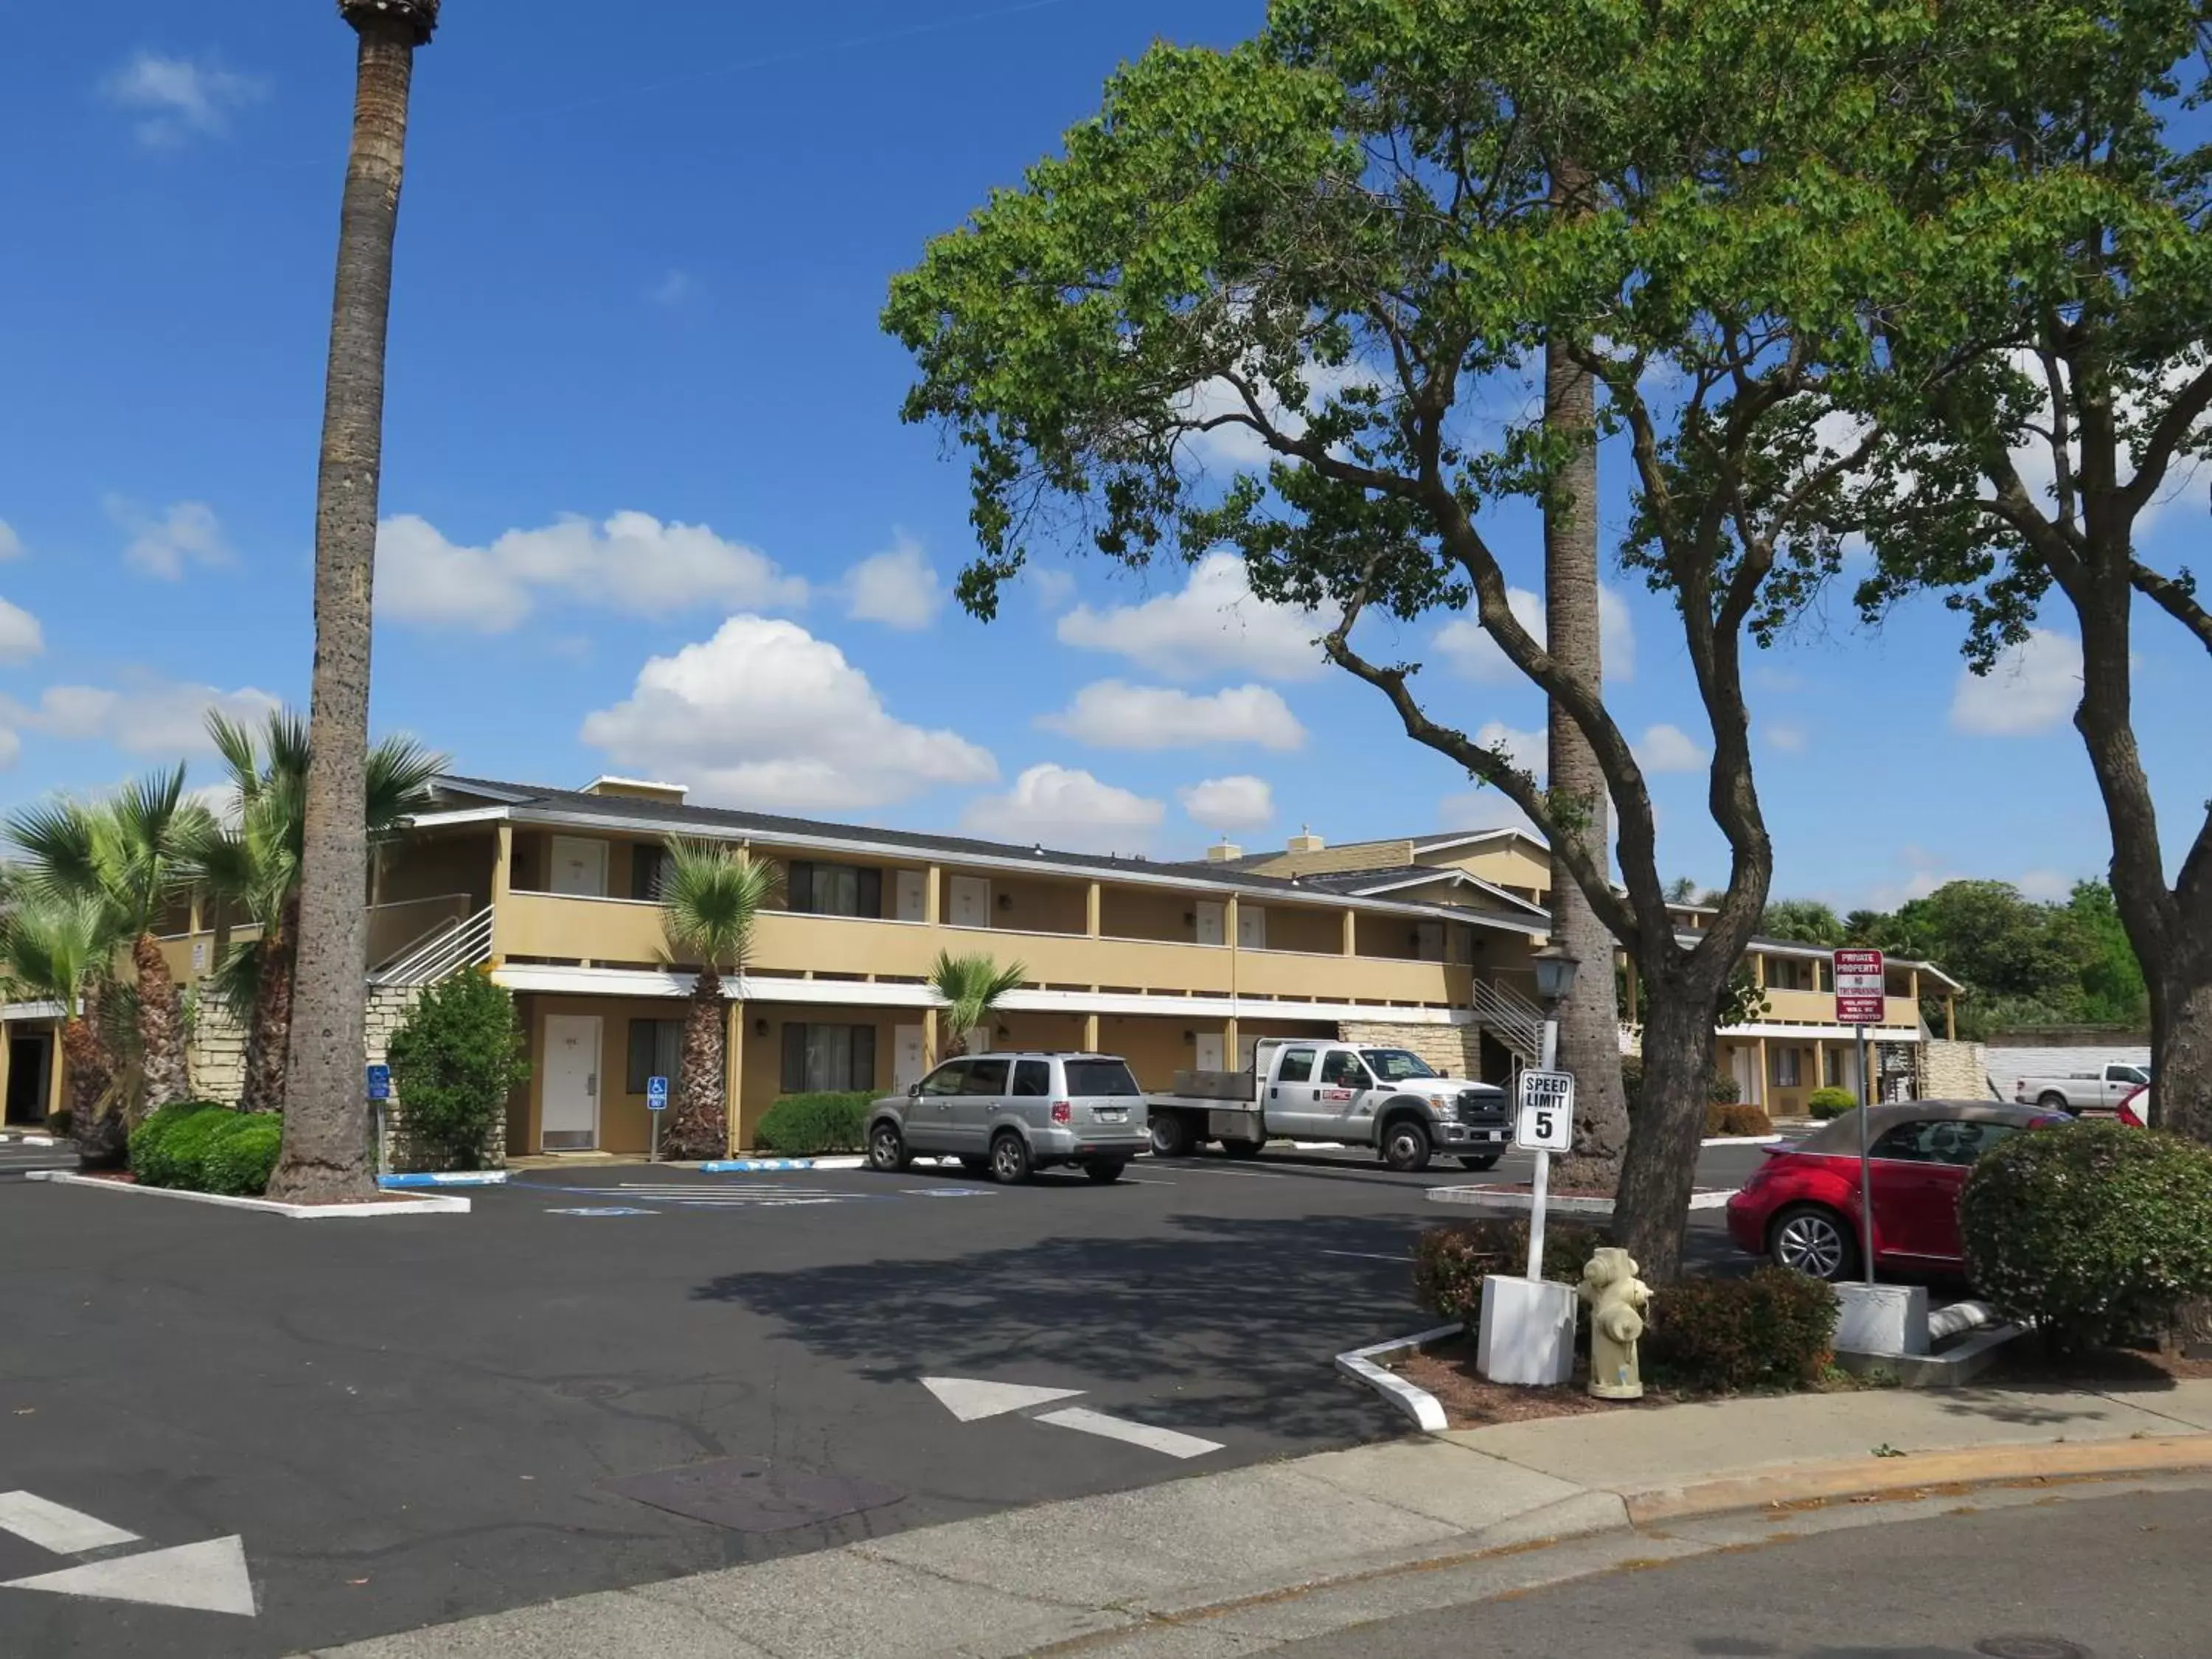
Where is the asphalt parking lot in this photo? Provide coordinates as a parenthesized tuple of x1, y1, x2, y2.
(0, 1141, 1767, 1658)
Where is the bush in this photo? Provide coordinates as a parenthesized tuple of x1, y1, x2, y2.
(1704, 1102, 1773, 1138)
(1960, 1121, 2212, 1350)
(1413, 1217, 1605, 1326)
(1707, 1071, 1743, 1105)
(129, 1101, 280, 1196)
(385, 969, 530, 1172)
(199, 1113, 282, 1196)
(1619, 1055, 1642, 1113)
(754, 1091, 874, 1155)
(1644, 1268, 1838, 1391)
(130, 1101, 229, 1189)
(1807, 1087, 1856, 1120)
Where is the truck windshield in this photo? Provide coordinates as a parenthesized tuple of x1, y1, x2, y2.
(1064, 1060, 1141, 1097)
(1362, 1049, 1437, 1081)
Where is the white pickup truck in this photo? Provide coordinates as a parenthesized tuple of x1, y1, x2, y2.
(2012, 1062, 2149, 1114)
(1145, 1037, 1512, 1172)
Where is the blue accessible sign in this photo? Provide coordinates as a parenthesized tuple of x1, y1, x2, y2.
(366, 1064, 392, 1101)
(646, 1075, 669, 1112)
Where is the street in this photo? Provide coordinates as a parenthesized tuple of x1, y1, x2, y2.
(0, 1142, 1763, 1658)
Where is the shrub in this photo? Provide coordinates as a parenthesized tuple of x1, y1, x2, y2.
(754, 1091, 874, 1155)
(1619, 1056, 1642, 1113)
(1960, 1121, 2212, 1350)
(1413, 1217, 1605, 1326)
(1705, 1102, 1773, 1138)
(1806, 1087, 1856, 1120)
(1644, 1268, 1838, 1391)
(385, 969, 531, 1172)
(130, 1101, 230, 1189)
(1707, 1071, 1743, 1105)
(129, 1101, 279, 1196)
(198, 1113, 282, 1196)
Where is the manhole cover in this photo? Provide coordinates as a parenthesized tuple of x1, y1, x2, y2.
(602, 1457, 902, 1533)
(1975, 1638, 2092, 1659)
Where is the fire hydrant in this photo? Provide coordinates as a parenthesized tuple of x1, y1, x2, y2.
(1578, 1248, 1652, 1400)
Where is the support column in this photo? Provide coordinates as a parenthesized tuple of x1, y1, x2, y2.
(925, 865, 942, 926)
(1341, 909, 1357, 956)
(1944, 994, 1956, 1042)
(923, 1008, 939, 1067)
(48, 1026, 63, 1119)
(0, 1018, 13, 1116)
(1082, 1012, 1099, 1052)
(1755, 1036, 1770, 1108)
(1223, 1016, 1241, 1070)
(1085, 881, 1101, 938)
(1815, 1043, 1828, 1088)
(1750, 951, 1766, 990)
(724, 999, 744, 1158)
(490, 823, 514, 964)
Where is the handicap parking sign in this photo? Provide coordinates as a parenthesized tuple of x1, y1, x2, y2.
(646, 1075, 669, 1112)
(366, 1064, 392, 1101)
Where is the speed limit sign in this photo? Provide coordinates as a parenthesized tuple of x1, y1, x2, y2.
(1515, 1069, 1576, 1152)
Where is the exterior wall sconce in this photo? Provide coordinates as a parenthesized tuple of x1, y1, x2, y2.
(754, 1018, 770, 1037)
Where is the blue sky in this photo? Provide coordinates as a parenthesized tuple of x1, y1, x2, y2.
(0, 0, 2202, 912)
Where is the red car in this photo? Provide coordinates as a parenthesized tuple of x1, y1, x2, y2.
(1726, 1101, 2072, 1280)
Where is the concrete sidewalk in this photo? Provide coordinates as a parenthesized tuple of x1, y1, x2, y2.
(302, 1378, 2212, 1659)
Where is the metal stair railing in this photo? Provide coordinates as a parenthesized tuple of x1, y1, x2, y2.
(369, 905, 494, 986)
(1469, 975, 1545, 1066)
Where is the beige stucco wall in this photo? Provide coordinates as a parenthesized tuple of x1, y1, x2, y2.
(1098, 885, 1197, 945)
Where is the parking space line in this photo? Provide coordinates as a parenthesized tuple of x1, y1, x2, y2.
(1032, 1408, 1223, 1459)
(1318, 1250, 1411, 1264)
(1152, 1163, 1287, 1180)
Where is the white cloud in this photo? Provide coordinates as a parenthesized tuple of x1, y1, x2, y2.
(839, 534, 940, 630)
(1437, 789, 1538, 836)
(1037, 681, 1305, 751)
(959, 762, 1163, 853)
(1433, 585, 1636, 684)
(1027, 568, 1077, 611)
(1056, 552, 1324, 681)
(579, 616, 995, 813)
(0, 521, 22, 560)
(1764, 720, 1809, 754)
(0, 599, 44, 665)
(377, 511, 807, 633)
(111, 498, 232, 580)
(1176, 357, 1384, 467)
(1178, 775, 1275, 831)
(1635, 723, 1708, 773)
(647, 269, 698, 307)
(1, 675, 279, 757)
(1475, 720, 1546, 779)
(2017, 868, 2073, 902)
(1949, 629, 2081, 736)
(102, 52, 265, 147)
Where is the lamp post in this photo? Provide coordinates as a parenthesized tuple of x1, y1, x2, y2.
(1523, 942, 1579, 1279)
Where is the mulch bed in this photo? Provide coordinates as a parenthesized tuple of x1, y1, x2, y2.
(1391, 1335, 1676, 1427)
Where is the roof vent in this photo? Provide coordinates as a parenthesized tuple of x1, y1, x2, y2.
(1205, 839, 1243, 863)
(580, 776, 688, 805)
(1287, 824, 1326, 854)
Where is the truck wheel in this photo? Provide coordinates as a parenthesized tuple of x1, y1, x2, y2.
(989, 1130, 1034, 1185)
(867, 1121, 911, 1173)
(1220, 1137, 1265, 1159)
(1381, 1119, 1433, 1173)
(2037, 1092, 2069, 1111)
(1457, 1153, 1500, 1172)
(1150, 1112, 1195, 1158)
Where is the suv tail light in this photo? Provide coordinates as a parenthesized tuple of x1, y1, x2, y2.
(1051, 1101, 1072, 1124)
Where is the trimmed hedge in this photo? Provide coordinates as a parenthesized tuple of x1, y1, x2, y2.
(754, 1091, 874, 1155)
(1705, 1102, 1773, 1138)
(1961, 1121, 2212, 1350)
(386, 968, 530, 1172)
(128, 1101, 281, 1197)
(1413, 1217, 1605, 1327)
(1644, 1268, 1838, 1391)
(1806, 1087, 1856, 1120)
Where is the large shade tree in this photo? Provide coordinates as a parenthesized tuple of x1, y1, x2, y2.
(886, 0, 1934, 1276)
(276, 0, 440, 1200)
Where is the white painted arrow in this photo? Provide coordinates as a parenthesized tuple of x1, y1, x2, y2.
(4, 1535, 256, 1616)
(921, 1375, 1086, 1422)
(0, 1491, 139, 1554)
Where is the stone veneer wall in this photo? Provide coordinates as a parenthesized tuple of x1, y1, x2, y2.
(187, 994, 248, 1105)
(1336, 1020, 1483, 1079)
(1919, 1037, 1992, 1101)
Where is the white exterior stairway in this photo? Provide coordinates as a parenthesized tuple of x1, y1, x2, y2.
(1469, 975, 1545, 1068)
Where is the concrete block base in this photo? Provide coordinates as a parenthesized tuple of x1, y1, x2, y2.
(1476, 1276, 1577, 1386)
(1834, 1281, 1930, 1357)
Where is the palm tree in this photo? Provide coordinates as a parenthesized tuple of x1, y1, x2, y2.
(186, 709, 445, 1114)
(275, 0, 440, 1201)
(657, 838, 779, 1161)
(0, 891, 126, 1165)
(7, 768, 213, 1115)
(928, 952, 1027, 1058)
(1664, 876, 1700, 904)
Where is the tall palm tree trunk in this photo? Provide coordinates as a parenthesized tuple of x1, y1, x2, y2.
(1543, 157, 1630, 1193)
(131, 932, 192, 1112)
(666, 967, 728, 1161)
(63, 990, 124, 1168)
(242, 896, 300, 1115)
(272, 1, 437, 1201)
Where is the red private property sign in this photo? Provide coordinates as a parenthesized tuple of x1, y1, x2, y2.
(1833, 948, 1886, 1026)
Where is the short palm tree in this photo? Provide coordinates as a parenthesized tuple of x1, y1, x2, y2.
(7, 768, 212, 1115)
(186, 709, 444, 1114)
(657, 838, 779, 1160)
(929, 952, 1027, 1057)
(0, 890, 127, 1164)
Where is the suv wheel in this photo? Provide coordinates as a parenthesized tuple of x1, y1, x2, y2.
(1381, 1119, 1433, 1173)
(989, 1130, 1034, 1185)
(867, 1121, 911, 1173)
(1770, 1203, 1857, 1281)
(1083, 1159, 1125, 1184)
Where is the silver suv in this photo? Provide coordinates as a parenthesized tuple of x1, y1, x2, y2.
(865, 1052, 1151, 1184)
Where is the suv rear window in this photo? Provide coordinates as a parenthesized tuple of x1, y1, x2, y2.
(1063, 1060, 1140, 1097)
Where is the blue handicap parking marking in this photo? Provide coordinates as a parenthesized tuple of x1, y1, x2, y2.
(511, 1175, 995, 1214)
(545, 1206, 658, 1217)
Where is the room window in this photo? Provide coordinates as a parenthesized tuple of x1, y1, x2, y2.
(629, 847, 669, 901)
(1770, 1046, 1803, 1088)
(625, 1018, 683, 1093)
(787, 860, 884, 919)
(780, 1023, 878, 1092)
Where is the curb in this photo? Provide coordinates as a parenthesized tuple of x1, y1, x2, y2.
(1700, 1134, 1784, 1147)
(1427, 1184, 1737, 1214)
(378, 1171, 512, 1189)
(696, 1155, 866, 1172)
(27, 1169, 470, 1219)
(0, 1132, 57, 1147)
(1334, 1324, 1461, 1433)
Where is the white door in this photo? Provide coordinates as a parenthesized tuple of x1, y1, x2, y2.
(1194, 901, 1226, 946)
(1237, 904, 1267, 950)
(895, 870, 928, 922)
(949, 875, 990, 928)
(549, 836, 609, 897)
(894, 1024, 926, 1091)
(541, 1014, 602, 1150)
(1194, 1033, 1226, 1073)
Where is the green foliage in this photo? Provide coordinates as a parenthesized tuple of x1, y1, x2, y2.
(1412, 1218, 1604, 1327)
(128, 1101, 279, 1195)
(385, 970, 530, 1171)
(0, 888, 116, 1009)
(1706, 1071, 1742, 1106)
(753, 1091, 875, 1155)
(1705, 1103, 1773, 1137)
(1960, 1122, 2212, 1350)
(1644, 1269, 1839, 1392)
(1716, 970, 1770, 1032)
(658, 838, 779, 976)
(929, 952, 1028, 1054)
(1759, 900, 1845, 946)
(1620, 1055, 1642, 1113)
(1807, 1087, 1857, 1119)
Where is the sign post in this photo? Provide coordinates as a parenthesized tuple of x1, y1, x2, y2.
(366, 1064, 392, 1175)
(1832, 949, 1886, 1286)
(646, 1074, 669, 1163)
(1514, 1063, 1575, 1280)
